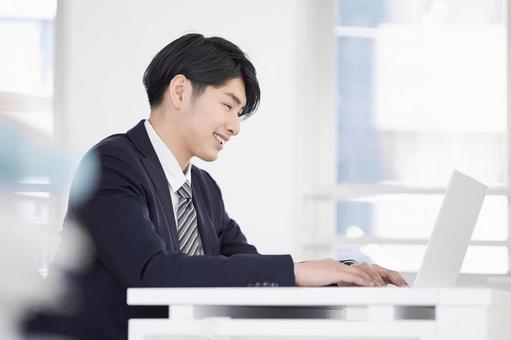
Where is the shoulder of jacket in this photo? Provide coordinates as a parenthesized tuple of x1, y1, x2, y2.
(88, 133, 140, 159)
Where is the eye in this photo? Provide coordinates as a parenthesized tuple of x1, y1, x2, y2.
(224, 103, 232, 110)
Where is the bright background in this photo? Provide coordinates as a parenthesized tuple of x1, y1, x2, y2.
(1, 0, 509, 287)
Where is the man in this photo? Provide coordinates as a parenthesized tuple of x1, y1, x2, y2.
(28, 33, 407, 339)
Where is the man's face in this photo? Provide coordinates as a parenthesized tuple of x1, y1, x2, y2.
(180, 77, 246, 162)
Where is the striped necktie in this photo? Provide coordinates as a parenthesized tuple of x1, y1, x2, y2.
(176, 181, 204, 255)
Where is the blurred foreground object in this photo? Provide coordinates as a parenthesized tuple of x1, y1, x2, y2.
(0, 118, 95, 339)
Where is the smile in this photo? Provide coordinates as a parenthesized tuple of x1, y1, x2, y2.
(213, 133, 227, 146)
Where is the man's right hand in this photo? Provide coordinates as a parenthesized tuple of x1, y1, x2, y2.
(294, 259, 379, 287)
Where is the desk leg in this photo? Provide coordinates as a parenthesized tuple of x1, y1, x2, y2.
(346, 305, 397, 321)
(367, 305, 396, 321)
(169, 305, 194, 320)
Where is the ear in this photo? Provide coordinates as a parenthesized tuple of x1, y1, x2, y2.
(167, 74, 188, 110)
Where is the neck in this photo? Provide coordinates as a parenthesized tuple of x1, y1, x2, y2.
(148, 110, 191, 173)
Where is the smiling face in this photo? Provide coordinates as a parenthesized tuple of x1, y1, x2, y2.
(179, 77, 246, 163)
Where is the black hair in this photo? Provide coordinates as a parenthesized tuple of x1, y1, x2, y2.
(143, 33, 260, 119)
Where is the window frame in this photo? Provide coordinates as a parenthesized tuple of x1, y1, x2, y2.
(299, 0, 511, 281)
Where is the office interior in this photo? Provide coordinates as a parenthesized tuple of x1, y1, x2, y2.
(0, 0, 509, 339)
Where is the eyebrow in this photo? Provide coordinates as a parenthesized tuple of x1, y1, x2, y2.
(224, 92, 245, 108)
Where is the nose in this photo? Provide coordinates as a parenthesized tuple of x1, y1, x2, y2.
(226, 112, 240, 137)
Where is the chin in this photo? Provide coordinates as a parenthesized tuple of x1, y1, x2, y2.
(197, 151, 219, 162)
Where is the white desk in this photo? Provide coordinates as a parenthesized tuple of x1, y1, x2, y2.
(127, 287, 511, 340)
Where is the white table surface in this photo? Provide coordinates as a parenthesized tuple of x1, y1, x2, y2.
(128, 286, 511, 307)
(127, 287, 511, 340)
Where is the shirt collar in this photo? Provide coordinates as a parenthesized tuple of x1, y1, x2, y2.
(144, 119, 191, 193)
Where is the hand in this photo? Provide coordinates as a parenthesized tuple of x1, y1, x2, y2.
(294, 259, 379, 287)
(351, 263, 409, 287)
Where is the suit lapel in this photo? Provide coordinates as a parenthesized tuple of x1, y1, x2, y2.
(191, 168, 218, 255)
(127, 120, 179, 251)
(141, 154, 179, 251)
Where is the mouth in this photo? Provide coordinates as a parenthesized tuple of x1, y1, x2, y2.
(213, 132, 228, 147)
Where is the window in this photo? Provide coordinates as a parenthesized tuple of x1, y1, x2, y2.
(0, 0, 56, 132)
(303, 0, 508, 275)
(0, 0, 58, 275)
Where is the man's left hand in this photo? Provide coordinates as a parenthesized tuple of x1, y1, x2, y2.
(350, 263, 409, 287)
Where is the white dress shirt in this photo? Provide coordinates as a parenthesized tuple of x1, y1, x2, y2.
(144, 119, 192, 226)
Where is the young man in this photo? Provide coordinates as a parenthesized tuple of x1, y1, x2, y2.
(29, 33, 407, 339)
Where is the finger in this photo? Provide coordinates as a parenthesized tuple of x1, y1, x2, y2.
(388, 269, 409, 287)
(390, 271, 409, 287)
(347, 265, 374, 283)
(346, 266, 378, 286)
(353, 263, 382, 286)
(374, 265, 408, 287)
(372, 264, 396, 284)
(369, 267, 386, 286)
(356, 263, 385, 286)
(338, 271, 377, 287)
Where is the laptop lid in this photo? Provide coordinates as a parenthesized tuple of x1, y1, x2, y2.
(413, 170, 488, 287)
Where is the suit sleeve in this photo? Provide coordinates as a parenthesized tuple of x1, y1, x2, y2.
(66, 144, 295, 288)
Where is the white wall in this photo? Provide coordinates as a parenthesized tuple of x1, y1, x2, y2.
(54, 0, 317, 256)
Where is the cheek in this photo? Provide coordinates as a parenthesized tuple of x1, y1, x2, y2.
(199, 115, 225, 133)
(186, 103, 226, 136)
(186, 116, 215, 140)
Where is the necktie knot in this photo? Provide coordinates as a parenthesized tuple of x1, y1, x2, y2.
(177, 181, 192, 199)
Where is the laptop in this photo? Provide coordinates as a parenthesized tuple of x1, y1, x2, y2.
(413, 169, 488, 287)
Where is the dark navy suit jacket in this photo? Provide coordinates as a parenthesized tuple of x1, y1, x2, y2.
(26, 120, 294, 339)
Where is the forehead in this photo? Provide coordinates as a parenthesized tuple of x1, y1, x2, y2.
(210, 77, 247, 105)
